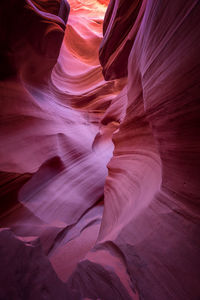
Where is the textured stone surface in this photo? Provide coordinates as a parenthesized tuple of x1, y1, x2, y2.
(0, 229, 80, 299)
(0, 0, 200, 299)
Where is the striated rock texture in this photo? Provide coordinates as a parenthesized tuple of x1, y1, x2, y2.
(0, 0, 200, 299)
(99, 0, 146, 80)
(0, 229, 80, 299)
(0, 0, 70, 83)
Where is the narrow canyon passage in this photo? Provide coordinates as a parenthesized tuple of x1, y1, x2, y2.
(0, 0, 118, 288)
(0, 1, 200, 300)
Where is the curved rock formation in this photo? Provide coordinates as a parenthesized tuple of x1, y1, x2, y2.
(0, 0, 200, 299)
(99, 0, 146, 80)
(0, 0, 70, 83)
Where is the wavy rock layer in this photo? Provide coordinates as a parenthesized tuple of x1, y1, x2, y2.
(69, 1, 200, 299)
(0, 0, 116, 297)
(1, 0, 200, 300)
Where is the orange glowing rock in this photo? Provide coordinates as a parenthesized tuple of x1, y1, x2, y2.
(97, 0, 109, 5)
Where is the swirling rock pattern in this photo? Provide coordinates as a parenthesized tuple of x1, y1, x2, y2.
(0, 0, 200, 299)
(0, 0, 113, 297)
(99, 0, 146, 80)
(0, 0, 69, 83)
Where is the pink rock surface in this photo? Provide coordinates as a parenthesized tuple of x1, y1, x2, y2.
(0, 228, 80, 299)
(0, 0, 200, 299)
(99, 0, 146, 80)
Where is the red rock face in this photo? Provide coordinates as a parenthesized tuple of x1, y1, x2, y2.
(0, 1, 200, 299)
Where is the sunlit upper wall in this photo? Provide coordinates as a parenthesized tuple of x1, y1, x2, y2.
(97, 0, 109, 5)
(67, 0, 108, 19)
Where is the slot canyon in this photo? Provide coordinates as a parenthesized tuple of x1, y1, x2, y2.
(0, 0, 200, 299)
